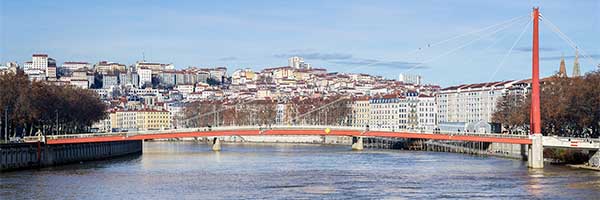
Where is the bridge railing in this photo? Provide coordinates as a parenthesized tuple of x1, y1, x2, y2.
(23, 132, 128, 142)
(366, 127, 530, 139)
(265, 125, 364, 131)
(31, 125, 533, 141)
(542, 136, 600, 149)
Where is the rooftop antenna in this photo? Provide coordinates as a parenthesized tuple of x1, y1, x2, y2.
(142, 52, 146, 62)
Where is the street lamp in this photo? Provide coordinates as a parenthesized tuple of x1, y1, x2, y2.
(4, 106, 8, 143)
(55, 110, 59, 136)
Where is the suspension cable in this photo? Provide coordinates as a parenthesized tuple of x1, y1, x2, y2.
(285, 16, 530, 126)
(541, 15, 599, 67)
(403, 16, 529, 73)
(181, 98, 260, 125)
(182, 15, 532, 127)
(487, 18, 532, 82)
(290, 96, 351, 123)
(342, 15, 530, 73)
(400, 15, 531, 58)
(460, 17, 525, 69)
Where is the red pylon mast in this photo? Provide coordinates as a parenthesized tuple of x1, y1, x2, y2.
(531, 7, 542, 135)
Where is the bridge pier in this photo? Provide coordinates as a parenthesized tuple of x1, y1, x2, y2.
(351, 136, 363, 151)
(212, 137, 221, 151)
(589, 150, 599, 168)
(528, 134, 544, 169)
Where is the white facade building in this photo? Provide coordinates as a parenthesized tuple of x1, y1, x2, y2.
(31, 54, 49, 72)
(288, 56, 311, 69)
(23, 54, 56, 80)
(361, 92, 438, 131)
(369, 94, 408, 131)
(399, 73, 422, 85)
(351, 96, 370, 128)
(436, 80, 517, 124)
(288, 56, 304, 69)
(134, 61, 174, 72)
(138, 67, 153, 86)
(417, 94, 437, 130)
(62, 62, 91, 73)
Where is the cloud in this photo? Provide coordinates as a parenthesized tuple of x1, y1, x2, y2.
(274, 52, 353, 61)
(541, 54, 600, 61)
(217, 56, 238, 61)
(275, 50, 425, 69)
(331, 59, 425, 69)
(514, 46, 558, 52)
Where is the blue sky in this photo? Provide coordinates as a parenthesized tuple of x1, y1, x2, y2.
(1, 0, 598, 86)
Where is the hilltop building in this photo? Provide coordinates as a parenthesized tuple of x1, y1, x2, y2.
(399, 73, 422, 85)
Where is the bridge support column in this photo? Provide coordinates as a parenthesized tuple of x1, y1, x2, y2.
(528, 134, 544, 169)
(351, 136, 363, 151)
(589, 150, 599, 168)
(212, 137, 221, 151)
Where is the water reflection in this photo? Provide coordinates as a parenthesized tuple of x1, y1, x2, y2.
(1, 142, 599, 199)
(527, 169, 545, 198)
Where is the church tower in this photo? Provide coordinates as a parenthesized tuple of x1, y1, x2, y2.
(572, 48, 581, 77)
(557, 53, 567, 77)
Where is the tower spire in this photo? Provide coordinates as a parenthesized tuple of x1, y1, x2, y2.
(572, 47, 581, 77)
(558, 53, 567, 77)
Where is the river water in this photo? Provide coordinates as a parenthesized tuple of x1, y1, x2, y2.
(2, 142, 600, 199)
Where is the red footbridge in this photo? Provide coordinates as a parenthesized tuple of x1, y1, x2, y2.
(35, 125, 597, 150)
(41, 126, 532, 145)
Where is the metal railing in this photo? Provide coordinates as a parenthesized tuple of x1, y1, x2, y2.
(29, 125, 531, 141)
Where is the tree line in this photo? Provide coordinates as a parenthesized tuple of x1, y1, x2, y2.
(0, 71, 107, 141)
(493, 70, 600, 138)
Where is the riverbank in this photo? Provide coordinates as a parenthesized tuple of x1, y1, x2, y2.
(567, 164, 600, 171)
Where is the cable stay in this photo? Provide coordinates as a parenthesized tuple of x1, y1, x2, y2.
(290, 96, 351, 124)
(182, 98, 261, 125)
(341, 15, 530, 73)
(279, 15, 532, 125)
(459, 18, 528, 70)
(403, 16, 530, 73)
(183, 14, 537, 128)
(401, 15, 530, 58)
(541, 15, 599, 69)
(487, 19, 532, 82)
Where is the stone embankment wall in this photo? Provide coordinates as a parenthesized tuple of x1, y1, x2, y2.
(363, 137, 528, 160)
(1, 140, 142, 172)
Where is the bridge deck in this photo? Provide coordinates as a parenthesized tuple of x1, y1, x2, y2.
(44, 128, 533, 145)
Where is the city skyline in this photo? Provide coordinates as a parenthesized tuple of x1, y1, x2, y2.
(1, 0, 599, 86)
(2, 2, 600, 195)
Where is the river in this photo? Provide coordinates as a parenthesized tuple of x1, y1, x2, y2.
(1, 142, 599, 199)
